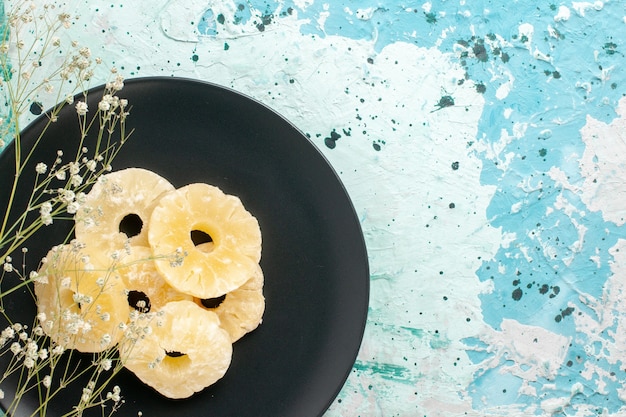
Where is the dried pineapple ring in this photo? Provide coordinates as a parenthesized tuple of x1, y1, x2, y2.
(116, 246, 192, 313)
(148, 183, 262, 299)
(35, 244, 129, 352)
(75, 168, 175, 249)
(119, 300, 233, 399)
(196, 263, 265, 342)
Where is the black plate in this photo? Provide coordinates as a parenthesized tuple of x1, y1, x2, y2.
(0, 77, 369, 416)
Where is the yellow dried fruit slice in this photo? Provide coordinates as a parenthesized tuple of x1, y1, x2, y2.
(119, 300, 232, 399)
(116, 246, 192, 313)
(34, 244, 129, 352)
(75, 168, 174, 249)
(148, 183, 262, 298)
(196, 263, 265, 342)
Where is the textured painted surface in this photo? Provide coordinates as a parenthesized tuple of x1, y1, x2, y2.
(6, 0, 626, 415)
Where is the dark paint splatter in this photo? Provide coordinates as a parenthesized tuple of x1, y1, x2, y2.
(473, 41, 488, 62)
(191, 54, 199, 62)
(539, 148, 547, 157)
(555, 306, 575, 323)
(256, 13, 273, 32)
(216, 13, 225, 24)
(451, 161, 459, 170)
(476, 83, 486, 94)
(424, 12, 437, 24)
(29, 101, 43, 115)
(433, 95, 454, 112)
(512, 287, 523, 301)
(604, 42, 618, 55)
(324, 129, 341, 149)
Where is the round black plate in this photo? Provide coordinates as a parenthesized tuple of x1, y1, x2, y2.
(0, 77, 369, 416)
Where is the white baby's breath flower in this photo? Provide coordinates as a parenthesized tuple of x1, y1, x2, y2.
(112, 75, 124, 91)
(68, 161, 80, 175)
(38, 348, 48, 360)
(100, 333, 111, 347)
(98, 99, 110, 111)
(40, 201, 52, 215)
(10, 342, 21, 355)
(24, 357, 35, 369)
(79, 46, 91, 58)
(42, 375, 52, 388)
(71, 174, 83, 187)
(59, 13, 71, 29)
(1, 327, 15, 339)
(52, 345, 65, 355)
(81, 322, 92, 333)
(60, 189, 75, 203)
(60, 276, 71, 288)
(106, 385, 121, 402)
(35, 162, 47, 174)
(31, 271, 48, 283)
(66, 201, 80, 214)
(101, 358, 112, 371)
(55, 170, 66, 180)
(3, 262, 13, 272)
(75, 101, 88, 116)
(81, 389, 91, 403)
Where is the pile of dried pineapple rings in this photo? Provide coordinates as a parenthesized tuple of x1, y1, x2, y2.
(35, 168, 264, 398)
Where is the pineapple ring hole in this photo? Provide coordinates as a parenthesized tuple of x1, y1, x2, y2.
(165, 350, 186, 358)
(119, 213, 143, 238)
(190, 229, 213, 246)
(127, 290, 151, 313)
(199, 294, 226, 309)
